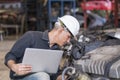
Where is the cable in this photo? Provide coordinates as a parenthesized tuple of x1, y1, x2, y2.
(62, 67, 75, 80)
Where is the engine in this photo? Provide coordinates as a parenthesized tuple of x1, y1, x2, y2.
(62, 30, 120, 80)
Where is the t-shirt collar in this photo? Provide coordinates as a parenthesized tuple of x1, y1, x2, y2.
(42, 30, 49, 41)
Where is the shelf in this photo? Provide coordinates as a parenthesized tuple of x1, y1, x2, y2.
(22, 0, 45, 31)
(48, 0, 76, 29)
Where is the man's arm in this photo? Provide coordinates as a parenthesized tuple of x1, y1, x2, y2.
(5, 31, 34, 75)
(7, 59, 32, 76)
(5, 31, 33, 65)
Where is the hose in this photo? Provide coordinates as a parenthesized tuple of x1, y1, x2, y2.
(62, 67, 75, 80)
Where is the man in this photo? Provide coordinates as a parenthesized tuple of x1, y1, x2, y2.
(4, 15, 80, 80)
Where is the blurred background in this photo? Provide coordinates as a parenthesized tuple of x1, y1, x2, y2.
(0, 0, 120, 80)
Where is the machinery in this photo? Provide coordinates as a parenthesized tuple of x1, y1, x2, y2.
(61, 30, 120, 80)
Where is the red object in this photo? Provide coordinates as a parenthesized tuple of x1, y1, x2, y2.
(81, 0, 112, 10)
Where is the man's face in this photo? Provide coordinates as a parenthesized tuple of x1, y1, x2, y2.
(56, 25, 72, 47)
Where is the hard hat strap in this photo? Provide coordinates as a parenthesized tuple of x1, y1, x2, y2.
(59, 20, 74, 38)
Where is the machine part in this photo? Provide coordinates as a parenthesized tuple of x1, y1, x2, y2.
(92, 76, 110, 80)
(75, 45, 120, 79)
(70, 39, 85, 60)
(62, 67, 75, 80)
(61, 66, 91, 80)
(106, 31, 120, 40)
(76, 72, 91, 80)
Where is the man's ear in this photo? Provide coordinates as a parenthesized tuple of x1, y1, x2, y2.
(57, 27, 64, 33)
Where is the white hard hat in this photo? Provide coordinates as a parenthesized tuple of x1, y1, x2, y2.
(58, 15, 80, 37)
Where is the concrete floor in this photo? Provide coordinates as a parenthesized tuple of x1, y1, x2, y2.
(0, 36, 17, 80)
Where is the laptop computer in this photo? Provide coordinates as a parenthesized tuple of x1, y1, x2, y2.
(22, 48, 63, 74)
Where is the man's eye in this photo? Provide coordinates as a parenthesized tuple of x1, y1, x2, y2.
(68, 36, 71, 39)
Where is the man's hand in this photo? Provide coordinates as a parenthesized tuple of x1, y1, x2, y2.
(7, 60, 32, 76)
(11, 63, 32, 76)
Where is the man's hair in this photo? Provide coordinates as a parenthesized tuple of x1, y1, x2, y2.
(54, 22, 61, 29)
